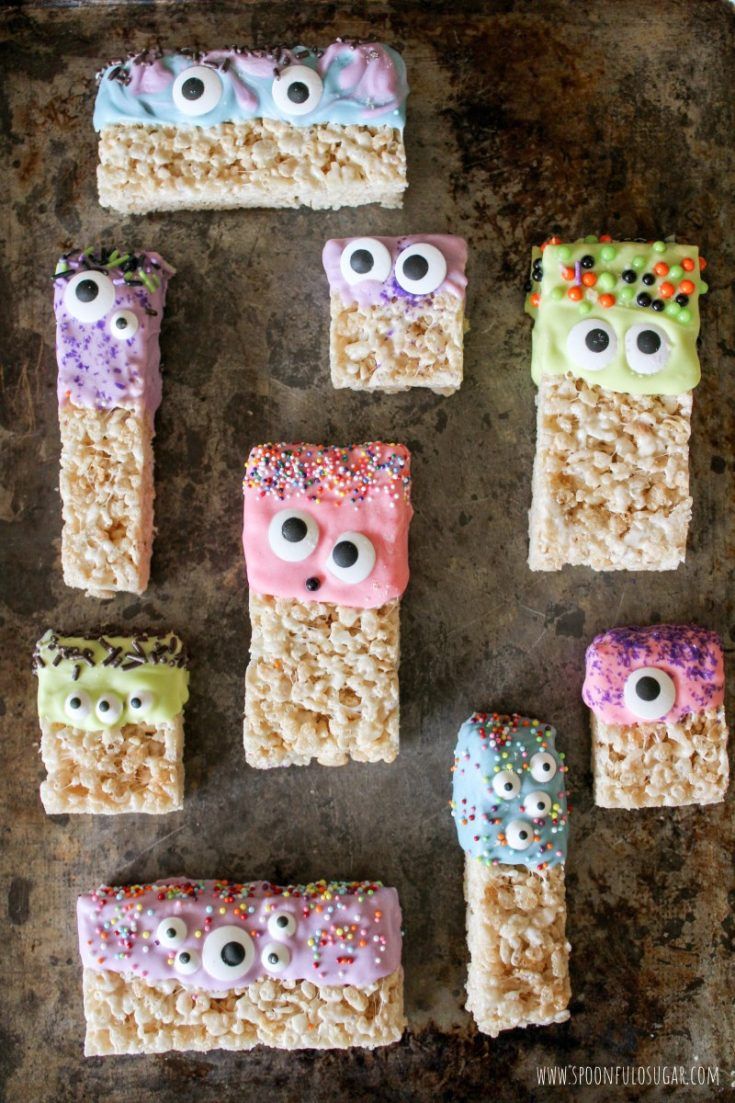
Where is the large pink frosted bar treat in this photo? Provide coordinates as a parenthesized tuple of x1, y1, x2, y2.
(322, 234, 468, 393)
(77, 878, 405, 1054)
(583, 624, 729, 808)
(53, 247, 174, 597)
(242, 443, 413, 767)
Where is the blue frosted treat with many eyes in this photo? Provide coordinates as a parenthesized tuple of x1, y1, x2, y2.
(451, 713, 569, 871)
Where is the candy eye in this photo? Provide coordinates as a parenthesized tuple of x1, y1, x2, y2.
(173, 948, 200, 976)
(505, 819, 533, 851)
(524, 790, 553, 817)
(202, 925, 254, 982)
(172, 65, 223, 117)
(260, 942, 291, 973)
(339, 238, 393, 286)
(530, 752, 557, 783)
(64, 690, 92, 721)
(268, 509, 319, 563)
(95, 692, 123, 725)
(109, 310, 139, 340)
(623, 667, 676, 720)
(156, 917, 187, 948)
(64, 270, 116, 323)
(267, 911, 297, 939)
(491, 770, 521, 800)
(566, 318, 617, 371)
(272, 64, 323, 117)
(394, 243, 447, 296)
(128, 689, 155, 715)
(326, 532, 376, 584)
(625, 324, 670, 375)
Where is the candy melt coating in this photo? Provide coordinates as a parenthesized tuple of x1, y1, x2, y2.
(77, 879, 402, 990)
(94, 43, 408, 130)
(451, 713, 569, 870)
(583, 624, 724, 726)
(243, 442, 413, 609)
(34, 630, 189, 730)
(54, 248, 174, 415)
(526, 238, 704, 395)
(322, 235, 468, 308)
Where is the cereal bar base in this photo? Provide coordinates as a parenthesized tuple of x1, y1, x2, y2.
(591, 705, 729, 808)
(39, 716, 184, 815)
(244, 593, 400, 767)
(98, 121, 406, 214)
(464, 859, 570, 1037)
(329, 291, 464, 394)
(82, 966, 405, 1054)
(59, 404, 154, 598)
(528, 373, 692, 571)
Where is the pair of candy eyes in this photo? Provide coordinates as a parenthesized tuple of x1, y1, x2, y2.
(269, 509, 376, 585)
(157, 912, 296, 979)
(492, 752, 558, 805)
(567, 319, 671, 376)
(63, 270, 141, 331)
(340, 239, 448, 296)
(64, 689, 153, 724)
(169, 62, 326, 119)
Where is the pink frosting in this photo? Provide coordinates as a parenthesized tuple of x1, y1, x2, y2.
(243, 442, 412, 609)
(318, 42, 405, 119)
(77, 879, 401, 992)
(322, 235, 468, 309)
(583, 624, 725, 725)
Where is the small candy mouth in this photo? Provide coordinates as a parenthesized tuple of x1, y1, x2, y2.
(305, 576, 321, 592)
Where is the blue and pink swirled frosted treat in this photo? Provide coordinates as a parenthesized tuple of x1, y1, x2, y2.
(94, 43, 410, 213)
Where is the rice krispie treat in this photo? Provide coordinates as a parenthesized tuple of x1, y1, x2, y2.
(242, 442, 413, 767)
(451, 713, 571, 1037)
(94, 43, 409, 214)
(322, 235, 468, 393)
(33, 629, 189, 815)
(77, 877, 405, 1054)
(525, 236, 708, 571)
(584, 624, 728, 809)
(53, 247, 174, 597)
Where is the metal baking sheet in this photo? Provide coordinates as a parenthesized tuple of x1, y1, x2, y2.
(1, 1, 734, 1100)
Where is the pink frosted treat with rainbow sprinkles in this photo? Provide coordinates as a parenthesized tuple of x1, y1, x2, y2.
(322, 234, 468, 394)
(53, 247, 174, 597)
(77, 877, 405, 1054)
(242, 442, 413, 767)
(583, 624, 728, 808)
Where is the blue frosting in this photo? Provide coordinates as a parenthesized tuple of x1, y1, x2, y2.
(93, 45, 408, 131)
(451, 713, 569, 870)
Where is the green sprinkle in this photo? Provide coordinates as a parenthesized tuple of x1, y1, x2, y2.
(597, 271, 616, 292)
(551, 286, 565, 301)
(558, 245, 572, 262)
(584, 234, 598, 244)
(700, 280, 709, 294)
(653, 240, 666, 253)
(55, 259, 70, 276)
(665, 302, 680, 318)
(619, 286, 635, 303)
(578, 300, 592, 316)
(632, 255, 646, 270)
(600, 245, 617, 262)
(669, 264, 684, 281)
(677, 307, 692, 324)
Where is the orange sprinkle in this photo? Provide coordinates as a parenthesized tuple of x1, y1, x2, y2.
(659, 281, 674, 299)
(599, 293, 615, 308)
(581, 272, 597, 287)
(682, 257, 695, 272)
(561, 266, 575, 281)
(679, 279, 695, 295)
(699, 256, 707, 271)
(567, 285, 583, 301)
(530, 292, 541, 307)
(653, 261, 669, 277)
(599, 234, 612, 242)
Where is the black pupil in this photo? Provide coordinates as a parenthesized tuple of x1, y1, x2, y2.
(98, 700, 110, 712)
(636, 675, 661, 701)
(131, 697, 142, 709)
(503, 782, 513, 791)
(282, 516, 307, 543)
(585, 328, 609, 354)
(636, 330, 661, 355)
(182, 77, 205, 100)
(333, 541, 358, 568)
(166, 928, 177, 940)
(287, 81, 309, 104)
(179, 951, 190, 964)
(115, 316, 128, 329)
(277, 916, 288, 927)
(519, 830, 528, 840)
(70, 697, 81, 709)
(541, 762, 550, 772)
(76, 279, 98, 303)
(268, 952, 280, 964)
(221, 941, 245, 967)
(350, 249, 374, 274)
(402, 254, 430, 281)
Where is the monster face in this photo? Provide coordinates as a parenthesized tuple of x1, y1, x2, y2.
(94, 44, 408, 131)
(53, 248, 173, 415)
(583, 624, 725, 727)
(243, 443, 413, 609)
(525, 237, 708, 395)
(451, 713, 569, 871)
(322, 235, 468, 309)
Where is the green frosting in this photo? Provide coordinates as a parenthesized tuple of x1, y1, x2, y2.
(525, 239, 706, 395)
(33, 631, 189, 730)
